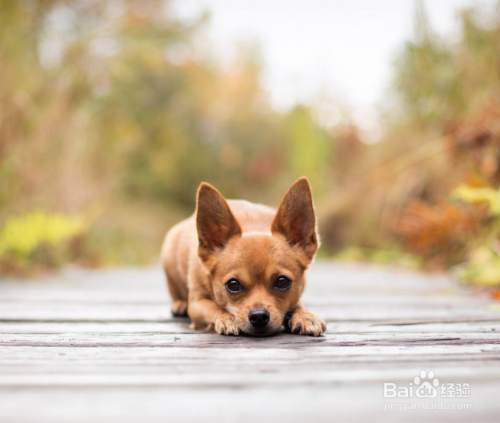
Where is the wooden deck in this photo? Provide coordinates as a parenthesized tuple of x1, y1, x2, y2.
(1, 261, 500, 422)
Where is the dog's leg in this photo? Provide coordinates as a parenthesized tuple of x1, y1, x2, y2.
(161, 225, 189, 317)
(164, 268, 189, 317)
(288, 302, 327, 337)
(188, 298, 240, 335)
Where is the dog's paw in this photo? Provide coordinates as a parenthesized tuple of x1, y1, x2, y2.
(289, 311, 327, 337)
(171, 300, 188, 317)
(214, 313, 240, 336)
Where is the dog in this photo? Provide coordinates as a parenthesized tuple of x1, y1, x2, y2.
(160, 177, 326, 336)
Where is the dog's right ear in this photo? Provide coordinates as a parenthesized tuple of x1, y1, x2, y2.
(271, 177, 318, 261)
(196, 183, 242, 261)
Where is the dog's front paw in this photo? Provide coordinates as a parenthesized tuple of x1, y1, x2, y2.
(214, 313, 240, 336)
(289, 311, 327, 337)
(171, 300, 188, 317)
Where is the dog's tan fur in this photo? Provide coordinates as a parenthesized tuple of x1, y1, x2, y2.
(160, 177, 326, 336)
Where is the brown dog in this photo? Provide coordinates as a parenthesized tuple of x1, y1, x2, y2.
(160, 177, 326, 336)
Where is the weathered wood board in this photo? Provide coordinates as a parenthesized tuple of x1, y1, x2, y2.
(1, 262, 500, 422)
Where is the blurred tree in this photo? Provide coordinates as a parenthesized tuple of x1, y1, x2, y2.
(0, 0, 336, 269)
(320, 1, 500, 266)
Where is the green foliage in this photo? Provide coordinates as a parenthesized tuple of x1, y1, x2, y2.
(335, 247, 421, 269)
(392, 6, 500, 127)
(0, 211, 84, 258)
(457, 246, 500, 287)
(451, 185, 500, 286)
(0, 210, 85, 274)
(453, 185, 500, 216)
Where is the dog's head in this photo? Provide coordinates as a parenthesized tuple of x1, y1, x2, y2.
(196, 177, 318, 336)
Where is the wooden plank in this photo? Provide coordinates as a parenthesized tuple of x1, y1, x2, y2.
(1, 331, 500, 348)
(0, 302, 498, 321)
(1, 351, 499, 371)
(0, 321, 196, 334)
(1, 320, 500, 334)
(0, 262, 499, 423)
(1, 343, 500, 363)
(1, 344, 499, 362)
(0, 384, 496, 423)
(1, 347, 500, 379)
(1, 362, 500, 386)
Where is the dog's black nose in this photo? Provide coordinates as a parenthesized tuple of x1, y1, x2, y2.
(248, 308, 270, 328)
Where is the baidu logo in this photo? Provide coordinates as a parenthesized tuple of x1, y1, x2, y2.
(413, 370, 439, 398)
(384, 370, 470, 399)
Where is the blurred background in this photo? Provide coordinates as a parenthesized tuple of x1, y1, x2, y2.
(2, 0, 500, 286)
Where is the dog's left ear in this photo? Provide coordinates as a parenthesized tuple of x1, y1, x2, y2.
(196, 182, 242, 262)
(271, 177, 318, 260)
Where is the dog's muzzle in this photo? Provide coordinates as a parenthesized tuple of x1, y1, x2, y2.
(248, 308, 270, 329)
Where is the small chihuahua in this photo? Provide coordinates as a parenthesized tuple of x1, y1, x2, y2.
(160, 177, 326, 337)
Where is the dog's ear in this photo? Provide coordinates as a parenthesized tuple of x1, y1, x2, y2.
(196, 183, 242, 260)
(271, 177, 318, 260)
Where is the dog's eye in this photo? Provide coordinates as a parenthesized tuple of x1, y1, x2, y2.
(225, 278, 243, 293)
(274, 276, 292, 291)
